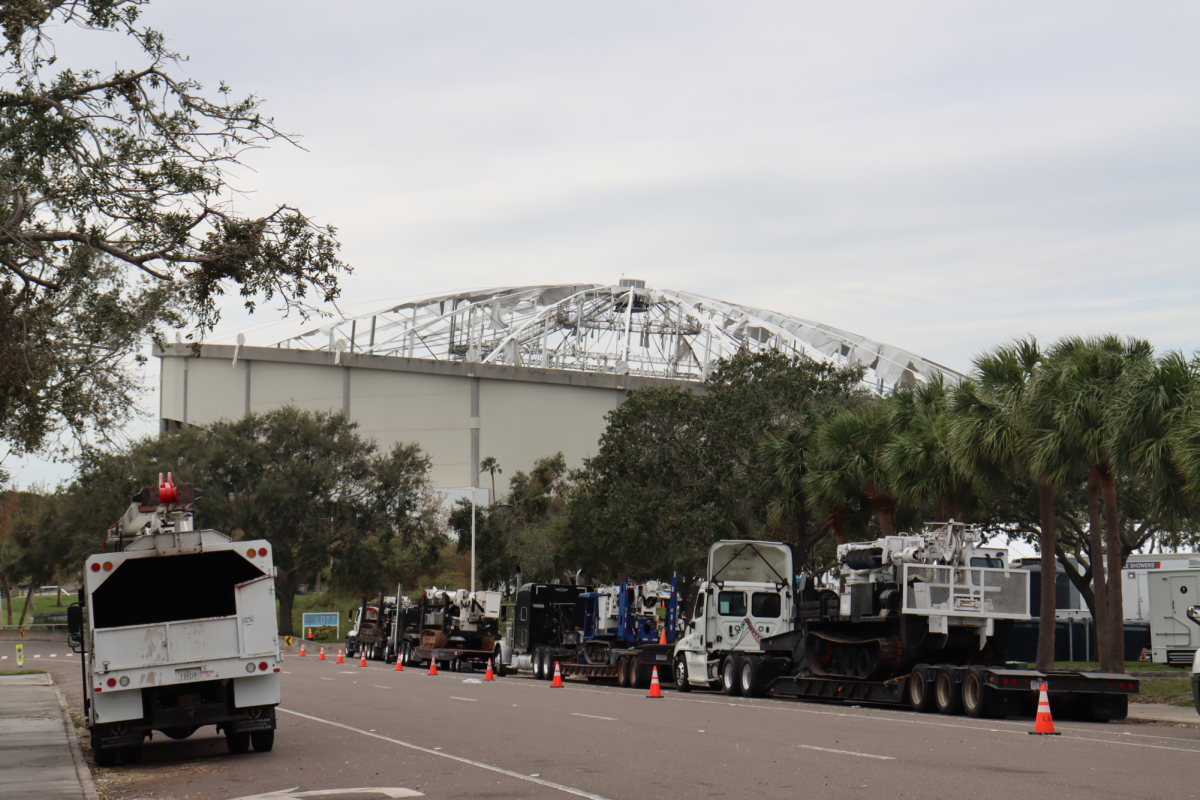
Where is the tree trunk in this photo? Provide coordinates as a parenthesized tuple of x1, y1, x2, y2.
(1036, 482, 1057, 672)
(0, 576, 11, 627)
(16, 584, 35, 629)
(824, 509, 848, 546)
(868, 496, 896, 537)
(1098, 465, 1125, 672)
(943, 493, 958, 522)
(1086, 467, 1114, 671)
(277, 569, 301, 637)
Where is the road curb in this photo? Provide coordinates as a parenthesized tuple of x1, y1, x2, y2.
(53, 683, 101, 800)
(1123, 713, 1200, 730)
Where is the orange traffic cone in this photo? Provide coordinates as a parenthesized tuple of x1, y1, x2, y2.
(318, 645, 326, 661)
(551, 662, 563, 688)
(1030, 682, 1059, 735)
(307, 628, 313, 639)
(484, 659, 495, 681)
(395, 656, 403, 672)
(336, 648, 344, 664)
(359, 649, 368, 668)
(658, 629, 667, 645)
(299, 641, 306, 657)
(429, 660, 438, 676)
(648, 666, 663, 698)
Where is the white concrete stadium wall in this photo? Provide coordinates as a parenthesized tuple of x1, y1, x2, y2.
(156, 345, 690, 493)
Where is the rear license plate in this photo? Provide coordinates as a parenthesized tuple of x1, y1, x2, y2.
(176, 667, 201, 681)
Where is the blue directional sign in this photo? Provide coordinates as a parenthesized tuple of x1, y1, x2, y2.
(302, 612, 339, 628)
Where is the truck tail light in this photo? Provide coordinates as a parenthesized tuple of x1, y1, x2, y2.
(247, 548, 256, 558)
(90, 563, 100, 572)
(259, 662, 268, 671)
(106, 678, 116, 688)
(102, 562, 113, 571)
(258, 548, 268, 557)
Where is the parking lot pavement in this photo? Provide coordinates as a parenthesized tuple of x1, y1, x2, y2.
(19, 640, 1200, 800)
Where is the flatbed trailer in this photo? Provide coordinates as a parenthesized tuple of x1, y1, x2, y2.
(557, 643, 675, 684)
(410, 646, 494, 672)
(767, 666, 1138, 721)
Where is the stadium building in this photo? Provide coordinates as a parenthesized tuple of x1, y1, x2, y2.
(156, 281, 960, 494)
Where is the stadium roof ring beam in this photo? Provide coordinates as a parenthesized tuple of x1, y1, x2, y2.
(274, 281, 962, 394)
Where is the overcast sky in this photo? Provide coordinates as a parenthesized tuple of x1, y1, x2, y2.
(8, 1, 1200, 491)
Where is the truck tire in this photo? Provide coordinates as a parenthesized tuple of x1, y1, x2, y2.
(226, 731, 251, 754)
(634, 662, 653, 690)
(617, 656, 632, 688)
(674, 656, 692, 692)
(90, 730, 117, 767)
(935, 666, 962, 715)
(962, 666, 988, 718)
(251, 730, 275, 752)
(740, 656, 766, 698)
(494, 646, 507, 677)
(531, 647, 544, 679)
(722, 655, 743, 697)
(908, 664, 936, 713)
(542, 650, 556, 681)
(120, 744, 143, 764)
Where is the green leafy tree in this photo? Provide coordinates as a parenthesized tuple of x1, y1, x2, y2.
(804, 402, 900, 538)
(0, 0, 346, 459)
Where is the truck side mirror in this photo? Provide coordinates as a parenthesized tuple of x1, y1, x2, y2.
(67, 605, 83, 635)
(688, 620, 696, 631)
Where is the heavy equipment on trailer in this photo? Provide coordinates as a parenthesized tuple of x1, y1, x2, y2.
(67, 475, 281, 767)
(494, 578, 678, 687)
(397, 588, 503, 672)
(347, 595, 398, 660)
(674, 523, 1139, 720)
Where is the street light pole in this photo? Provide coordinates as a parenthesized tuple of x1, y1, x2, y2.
(471, 492, 476, 593)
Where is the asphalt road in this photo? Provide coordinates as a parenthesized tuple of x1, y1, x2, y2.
(13, 640, 1200, 800)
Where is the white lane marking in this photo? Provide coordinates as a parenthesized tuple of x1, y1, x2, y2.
(338, 671, 358, 674)
(320, 678, 335, 681)
(374, 686, 392, 690)
(282, 671, 292, 674)
(498, 678, 1200, 751)
(450, 696, 477, 702)
(571, 713, 616, 721)
(797, 744, 895, 761)
(1, 656, 7, 660)
(279, 708, 612, 800)
(33, 655, 41, 658)
(50, 654, 57, 657)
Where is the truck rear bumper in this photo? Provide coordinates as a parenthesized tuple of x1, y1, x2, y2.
(90, 679, 278, 745)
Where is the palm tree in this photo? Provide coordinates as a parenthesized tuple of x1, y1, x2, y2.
(758, 412, 822, 558)
(883, 377, 969, 521)
(479, 456, 502, 500)
(805, 403, 899, 539)
(949, 338, 1068, 672)
(1038, 335, 1152, 673)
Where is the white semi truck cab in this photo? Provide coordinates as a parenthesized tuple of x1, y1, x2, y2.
(68, 475, 281, 766)
(673, 540, 794, 693)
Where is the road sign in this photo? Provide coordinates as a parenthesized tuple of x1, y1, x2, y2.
(302, 612, 340, 638)
(284, 636, 293, 647)
(15, 644, 23, 667)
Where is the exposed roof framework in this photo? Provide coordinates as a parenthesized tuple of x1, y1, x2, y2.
(274, 281, 961, 393)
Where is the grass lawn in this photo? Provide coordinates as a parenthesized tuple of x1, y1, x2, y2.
(0, 669, 48, 676)
(1046, 660, 1195, 706)
(1, 591, 74, 628)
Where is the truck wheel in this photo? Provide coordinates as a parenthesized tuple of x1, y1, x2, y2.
(740, 656, 765, 698)
(674, 656, 692, 692)
(494, 647, 507, 677)
(962, 666, 988, 718)
(226, 732, 251, 754)
(542, 650, 556, 681)
(91, 730, 117, 768)
(908, 664, 936, 713)
(722, 655, 743, 697)
(935, 666, 962, 715)
(119, 744, 143, 764)
(617, 657, 632, 688)
(251, 730, 275, 752)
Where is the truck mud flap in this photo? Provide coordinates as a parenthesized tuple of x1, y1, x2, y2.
(226, 706, 276, 734)
(93, 722, 145, 748)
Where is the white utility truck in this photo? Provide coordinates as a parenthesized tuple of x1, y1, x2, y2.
(675, 524, 1139, 720)
(67, 475, 281, 766)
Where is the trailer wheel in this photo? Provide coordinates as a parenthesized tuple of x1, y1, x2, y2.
(962, 667, 988, 718)
(908, 664, 936, 713)
(674, 656, 692, 692)
(494, 646, 507, 677)
(935, 666, 962, 715)
(740, 656, 766, 698)
(251, 730, 275, 752)
(90, 730, 117, 768)
(722, 655, 743, 697)
(617, 656, 632, 688)
(226, 731, 251, 754)
(119, 744, 143, 764)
